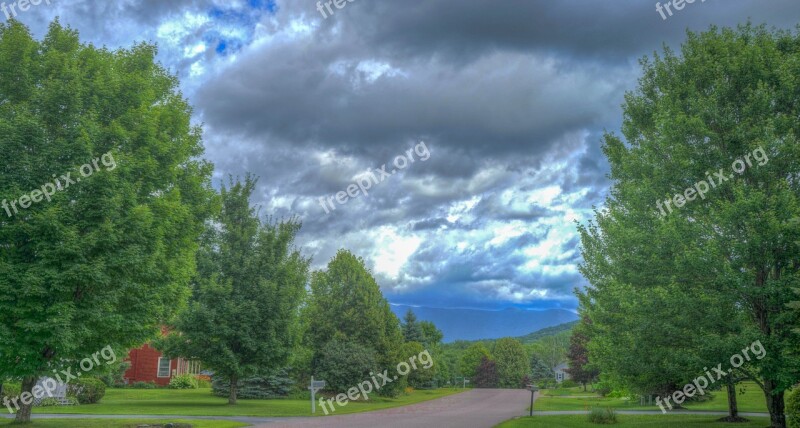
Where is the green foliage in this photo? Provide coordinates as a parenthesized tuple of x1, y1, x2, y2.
(560, 380, 578, 388)
(67, 378, 106, 404)
(493, 338, 529, 388)
(577, 24, 800, 425)
(419, 321, 444, 349)
(528, 332, 570, 373)
(129, 381, 158, 389)
(400, 342, 435, 388)
(402, 310, 424, 343)
(530, 354, 553, 382)
(306, 249, 405, 397)
(788, 388, 800, 428)
(460, 343, 492, 379)
(169, 374, 199, 389)
(314, 338, 377, 394)
(161, 176, 310, 404)
(36, 396, 78, 407)
(0, 19, 216, 422)
(588, 408, 617, 424)
(515, 321, 579, 344)
(211, 368, 295, 399)
(97, 362, 131, 388)
(1, 382, 20, 400)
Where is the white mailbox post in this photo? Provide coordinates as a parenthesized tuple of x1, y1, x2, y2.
(309, 377, 326, 414)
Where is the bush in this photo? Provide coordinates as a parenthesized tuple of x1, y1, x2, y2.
(67, 378, 106, 404)
(36, 396, 78, 407)
(130, 381, 158, 389)
(1, 382, 21, 401)
(315, 339, 377, 394)
(588, 408, 617, 424)
(169, 374, 199, 389)
(97, 362, 131, 387)
(788, 388, 800, 428)
(197, 379, 211, 388)
(560, 380, 578, 388)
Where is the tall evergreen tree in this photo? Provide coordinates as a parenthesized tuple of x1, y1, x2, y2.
(460, 343, 492, 379)
(0, 20, 216, 422)
(161, 176, 309, 404)
(402, 309, 424, 343)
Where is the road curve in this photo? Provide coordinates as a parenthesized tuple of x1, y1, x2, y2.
(254, 388, 531, 428)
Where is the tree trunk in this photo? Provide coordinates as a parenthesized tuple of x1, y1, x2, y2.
(764, 380, 786, 428)
(726, 379, 739, 420)
(228, 375, 238, 405)
(14, 376, 36, 423)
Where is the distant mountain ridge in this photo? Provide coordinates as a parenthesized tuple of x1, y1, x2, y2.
(390, 304, 578, 342)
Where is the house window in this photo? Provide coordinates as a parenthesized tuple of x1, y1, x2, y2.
(157, 358, 171, 378)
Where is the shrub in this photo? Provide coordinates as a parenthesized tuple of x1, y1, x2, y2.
(560, 380, 578, 388)
(67, 378, 106, 404)
(36, 396, 78, 407)
(588, 408, 617, 424)
(788, 387, 800, 428)
(97, 362, 131, 387)
(1, 382, 21, 401)
(315, 339, 377, 394)
(169, 374, 199, 389)
(197, 379, 211, 388)
(130, 381, 158, 389)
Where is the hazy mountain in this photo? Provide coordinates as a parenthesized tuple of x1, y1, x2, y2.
(391, 304, 578, 342)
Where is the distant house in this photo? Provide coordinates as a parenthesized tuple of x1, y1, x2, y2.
(123, 327, 200, 386)
(554, 363, 571, 383)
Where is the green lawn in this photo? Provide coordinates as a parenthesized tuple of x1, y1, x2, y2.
(532, 382, 772, 413)
(28, 387, 464, 417)
(0, 419, 248, 428)
(497, 415, 771, 428)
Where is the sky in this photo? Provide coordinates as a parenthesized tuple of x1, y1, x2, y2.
(8, 0, 800, 313)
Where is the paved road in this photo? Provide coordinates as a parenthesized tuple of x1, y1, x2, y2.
(254, 388, 531, 428)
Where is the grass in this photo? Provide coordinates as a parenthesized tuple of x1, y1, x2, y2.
(496, 415, 771, 427)
(29, 387, 464, 417)
(532, 382, 773, 413)
(0, 419, 248, 427)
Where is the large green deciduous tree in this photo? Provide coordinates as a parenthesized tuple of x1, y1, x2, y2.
(460, 343, 492, 379)
(161, 176, 309, 404)
(579, 25, 800, 427)
(0, 20, 216, 422)
(306, 249, 405, 396)
(493, 338, 529, 389)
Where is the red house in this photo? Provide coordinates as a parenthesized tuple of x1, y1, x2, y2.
(123, 328, 200, 386)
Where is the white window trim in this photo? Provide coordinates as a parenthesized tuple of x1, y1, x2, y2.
(157, 357, 171, 378)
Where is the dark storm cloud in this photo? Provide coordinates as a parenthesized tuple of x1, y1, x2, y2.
(18, 0, 798, 310)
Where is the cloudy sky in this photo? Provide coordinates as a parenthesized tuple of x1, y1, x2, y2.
(11, 0, 800, 312)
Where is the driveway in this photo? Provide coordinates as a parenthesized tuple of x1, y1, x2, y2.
(254, 388, 531, 428)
